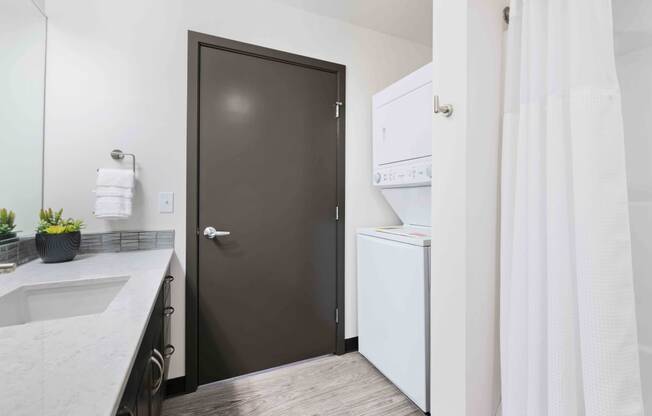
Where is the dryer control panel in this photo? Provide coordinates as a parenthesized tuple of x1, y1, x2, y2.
(374, 159, 431, 187)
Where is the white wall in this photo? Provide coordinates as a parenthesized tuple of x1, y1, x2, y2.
(31, 0, 45, 13)
(44, 0, 431, 378)
(430, 0, 505, 414)
(616, 45, 652, 412)
(465, 2, 504, 413)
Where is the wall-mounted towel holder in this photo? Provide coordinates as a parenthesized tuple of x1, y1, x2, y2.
(110, 149, 136, 173)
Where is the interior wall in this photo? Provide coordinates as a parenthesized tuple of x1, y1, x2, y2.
(616, 45, 652, 412)
(613, 1, 652, 410)
(32, 0, 45, 13)
(465, 1, 504, 413)
(43, 0, 431, 378)
(430, 0, 505, 414)
(430, 1, 468, 412)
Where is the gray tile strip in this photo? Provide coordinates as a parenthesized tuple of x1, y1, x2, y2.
(0, 240, 21, 264)
(1, 230, 174, 267)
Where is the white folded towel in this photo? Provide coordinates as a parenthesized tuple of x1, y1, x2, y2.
(94, 169, 134, 219)
(94, 197, 132, 219)
(96, 168, 134, 189)
(94, 186, 133, 198)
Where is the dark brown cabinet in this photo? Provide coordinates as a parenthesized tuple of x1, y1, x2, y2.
(116, 275, 175, 416)
(136, 363, 152, 416)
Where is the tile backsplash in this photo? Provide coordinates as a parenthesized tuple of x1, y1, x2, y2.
(0, 230, 174, 266)
(79, 230, 175, 253)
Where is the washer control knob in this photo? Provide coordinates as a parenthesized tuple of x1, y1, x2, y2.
(374, 172, 382, 183)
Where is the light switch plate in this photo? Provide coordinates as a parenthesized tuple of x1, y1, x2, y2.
(159, 192, 174, 213)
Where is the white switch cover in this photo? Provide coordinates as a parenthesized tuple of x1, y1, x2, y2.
(159, 192, 174, 213)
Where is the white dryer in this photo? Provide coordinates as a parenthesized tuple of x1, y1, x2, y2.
(372, 62, 432, 227)
(358, 62, 433, 413)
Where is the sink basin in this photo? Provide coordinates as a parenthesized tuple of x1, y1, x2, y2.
(0, 275, 129, 327)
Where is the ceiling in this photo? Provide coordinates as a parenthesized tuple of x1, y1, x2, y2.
(272, 0, 432, 46)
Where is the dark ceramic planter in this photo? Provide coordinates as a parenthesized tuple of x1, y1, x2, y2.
(35, 231, 81, 263)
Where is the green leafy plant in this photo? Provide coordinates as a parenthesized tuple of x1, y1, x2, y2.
(36, 208, 84, 235)
(0, 208, 16, 236)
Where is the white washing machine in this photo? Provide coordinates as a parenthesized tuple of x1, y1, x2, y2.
(357, 62, 432, 412)
(358, 226, 430, 411)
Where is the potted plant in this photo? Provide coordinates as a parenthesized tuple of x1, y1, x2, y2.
(35, 208, 84, 263)
(0, 209, 17, 243)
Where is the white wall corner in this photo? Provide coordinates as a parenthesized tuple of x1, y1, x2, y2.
(431, 0, 506, 414)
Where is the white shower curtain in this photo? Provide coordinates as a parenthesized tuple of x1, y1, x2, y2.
(500, 1, 644, 415)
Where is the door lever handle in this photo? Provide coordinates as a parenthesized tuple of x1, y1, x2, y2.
(204, 226, 231, 239)
(433, 95, 453, 117)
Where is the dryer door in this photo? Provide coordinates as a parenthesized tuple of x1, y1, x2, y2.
(373, 80, 432, 167)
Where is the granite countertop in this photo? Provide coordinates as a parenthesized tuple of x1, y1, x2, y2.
(0, 249, 173, 416)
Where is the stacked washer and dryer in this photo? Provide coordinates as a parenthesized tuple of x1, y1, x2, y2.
(357, 62, 432, 413)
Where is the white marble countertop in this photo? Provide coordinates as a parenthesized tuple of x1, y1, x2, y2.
(0, 249, 173, 416)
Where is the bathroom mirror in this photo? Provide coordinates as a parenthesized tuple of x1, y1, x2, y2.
(0, 0, 47, 242)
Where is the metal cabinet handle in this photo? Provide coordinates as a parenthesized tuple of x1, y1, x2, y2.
(118, 406, 135, 416)
(164, 344, 175, 359)
(203, 226, 231, 239)
(163, 306, 175, 316)
(153, 348, 164, 367)
(150, 351, 164, 394)
(152, 348, 165, 394)
(433, 95, 453, 117)
(164, 275, 174, 283)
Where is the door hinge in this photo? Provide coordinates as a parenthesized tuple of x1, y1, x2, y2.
(335, 206, 339, 221)
(335, 101, 343, 118)
(335, 308, 339, 324)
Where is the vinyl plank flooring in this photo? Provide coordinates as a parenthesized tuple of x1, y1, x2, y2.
(163, 352, 424, 416)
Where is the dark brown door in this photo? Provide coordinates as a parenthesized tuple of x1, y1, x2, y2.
(196, 42, 339, 384)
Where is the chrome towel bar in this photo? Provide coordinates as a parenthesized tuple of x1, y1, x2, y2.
(110, 149, 136, 173)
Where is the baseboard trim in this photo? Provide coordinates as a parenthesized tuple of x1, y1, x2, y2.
(165, 376, 187, 397)
(344, 337, 358, 353)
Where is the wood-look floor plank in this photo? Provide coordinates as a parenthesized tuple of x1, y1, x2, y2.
(163, 352, 424, 416)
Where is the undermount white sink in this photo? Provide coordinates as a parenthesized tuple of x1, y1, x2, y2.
(0, 275, 130, 328)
